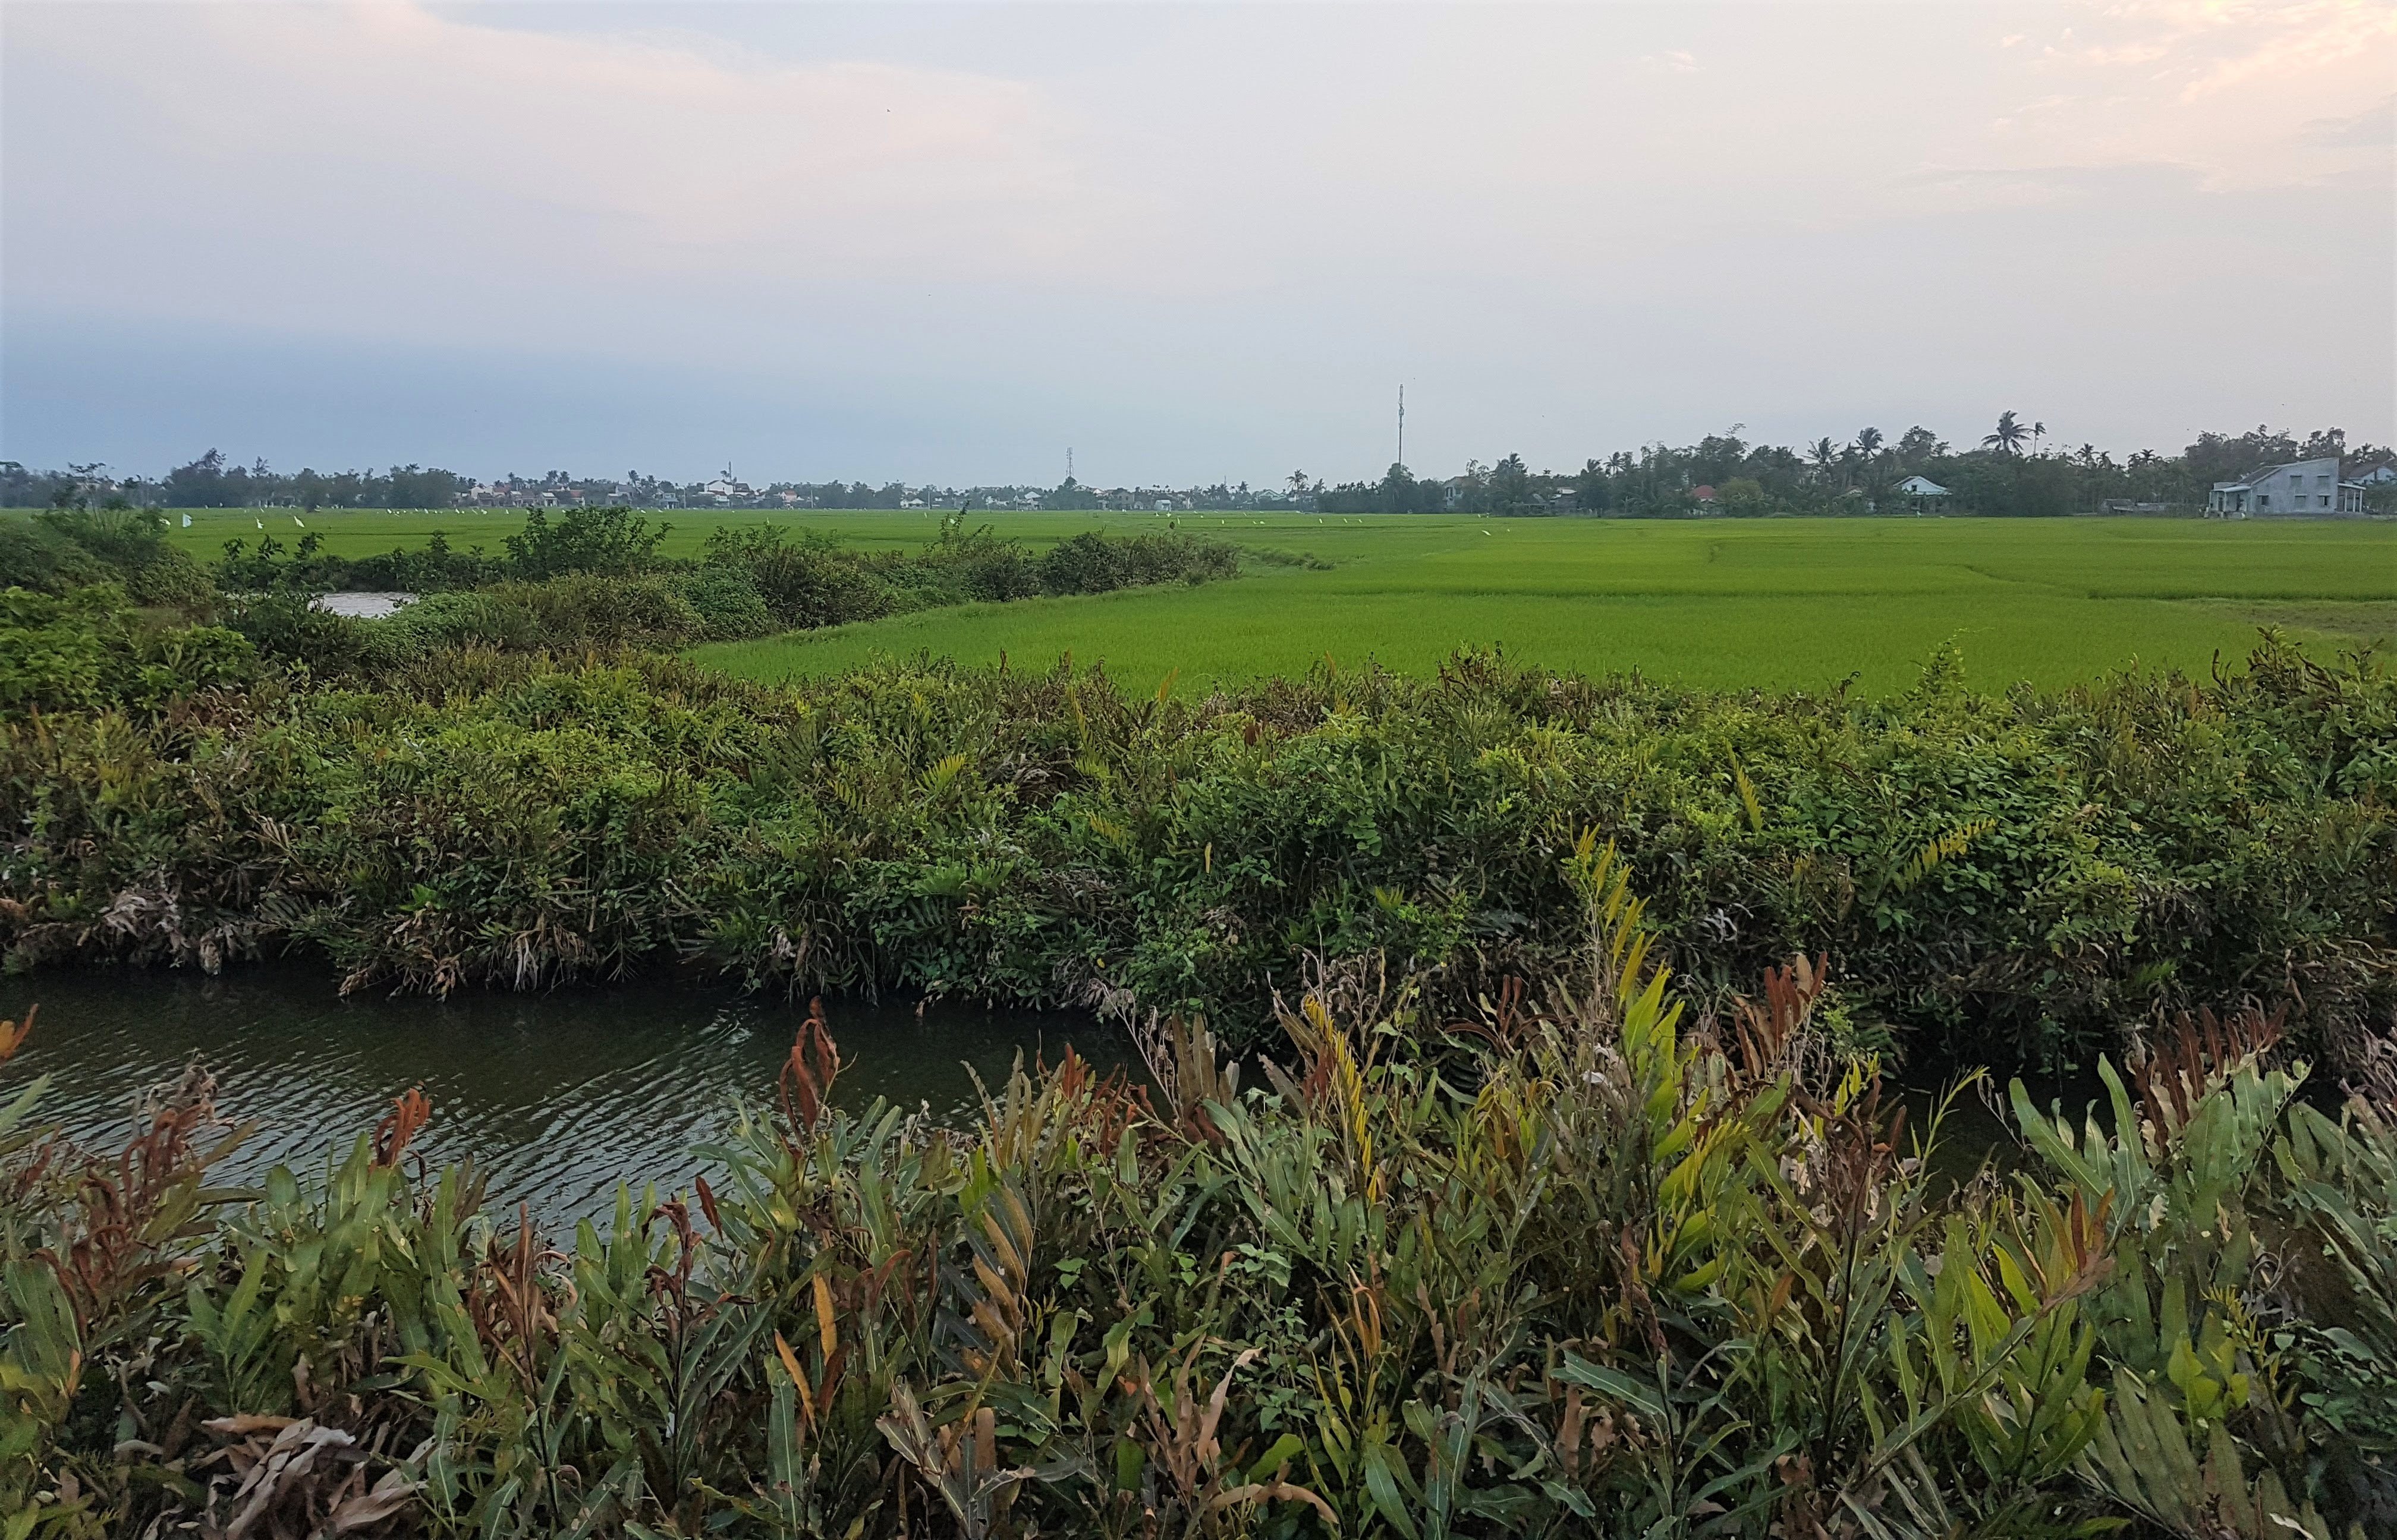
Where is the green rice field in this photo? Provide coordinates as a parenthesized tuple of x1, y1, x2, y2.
(159, 508, 2396, 694)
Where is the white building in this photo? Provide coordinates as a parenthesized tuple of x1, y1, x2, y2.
(1895, 475, 1949, 497)
(2209, 456, 2368, 517)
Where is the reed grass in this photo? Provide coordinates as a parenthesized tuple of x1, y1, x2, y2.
(2, 849, 2390, 1536)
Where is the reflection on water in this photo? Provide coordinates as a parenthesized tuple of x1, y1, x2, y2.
(1898, 1059, 2108, 1191)
(0, 968, 1123, 1224)
(0, 969, 2103, 1224)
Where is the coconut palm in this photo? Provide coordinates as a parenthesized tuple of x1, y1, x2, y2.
(1808, 437, 1842, 478)
(1852, 427, 1885, 461)
(1983, 411, 2028, 456)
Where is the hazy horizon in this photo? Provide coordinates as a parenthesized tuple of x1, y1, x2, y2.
(5, 1, 2392, 486)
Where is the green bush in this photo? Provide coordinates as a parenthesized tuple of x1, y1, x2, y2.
(4, 619, 2389, 1070)
(1037, 529, 1130, 593)
(923, 521, 1043, 603)
(198, 513, 1244, 659)
(122, 544, 215, 610)
(0, 518, 112, 595)
(705, 526, 899, 630)
(4, 878, 2389, 1538)
(676, 563, 776, 640)
(502, 503, 671, 579)
(224, 590, 369, 673)
(2, 508, 215, 614)
(504, 570, 706, 647)
(215, 528, 499, 594)
(0, 585, 254, 714)
(360, 589, 543, 664)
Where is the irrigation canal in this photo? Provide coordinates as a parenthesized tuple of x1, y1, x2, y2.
(2, 968, 2068, 1224)
(1, 968, 1122, 1224)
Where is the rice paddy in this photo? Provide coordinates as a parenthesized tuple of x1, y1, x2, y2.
(159, 508, 2396, 694)
(691, 513, 2397, 694)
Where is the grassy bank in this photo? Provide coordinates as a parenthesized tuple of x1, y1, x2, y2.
(7, 584, 2393, 1071)
(4, 875, 2390, 1537)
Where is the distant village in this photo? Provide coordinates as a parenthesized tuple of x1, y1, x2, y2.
(5, 422, 2392, 518)
(450, 469, 1288, 515)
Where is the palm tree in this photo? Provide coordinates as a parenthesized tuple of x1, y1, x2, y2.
(1983, 411, 2028, 456)
(1808, 437, 1842, 478)
(1288, 470, 1310, 497)
(1852, 427, 1885, 461)
(2031, 421, 2047, 456)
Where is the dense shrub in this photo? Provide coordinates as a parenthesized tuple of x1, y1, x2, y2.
(204, 514, 1245, 657)
(216, 528, 500, 594)
(4, 607, 2390, 1070)
(0, 519, 112, 596)
(4, 883, 2390, 1537)
(919, 520, 1044, 602)
(706, 526, 898, 630)
(2, 508, 213, 613)
(0, 585, 254, 714)
(362, 589, 544, 662)
(675, 563, 778, 640)
(119, 543, 215, 609)
(505, 571, 706, 647)
(223, 590, 370, 673)
(502, 503, 671, 579)
(1039, 529, 1240, 593)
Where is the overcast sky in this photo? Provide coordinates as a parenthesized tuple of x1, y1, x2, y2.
(4, 1, 2391, 486)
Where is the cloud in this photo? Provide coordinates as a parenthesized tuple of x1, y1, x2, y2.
(7, 2, 1123, 282)
(1965, 0, 2397, 193)
(5, 2, 2389, 479)
(2300, 93, 2396, 149)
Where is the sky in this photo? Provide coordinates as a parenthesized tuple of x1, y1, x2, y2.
(4, 1, 2392, 487)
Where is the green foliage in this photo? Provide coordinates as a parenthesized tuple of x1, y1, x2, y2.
(222, 589, 370, 674)
(0, 509, 212, 614)
(197, 514, 1247, 662)
(0, 522, 113, 598)
(675, 563, 776, 641)
(215, 528, 500, 594)
(703, 524, 898, 631)
(2012, 1013, 2397, 1535)
(697, 519, 1241, 632)
(0, 587, 254, 716)
(363, 587, 544, 659)
(4, 609, 2392, 1065)
(504, 505, 673, 580)
(3, 874, 2390, 1536)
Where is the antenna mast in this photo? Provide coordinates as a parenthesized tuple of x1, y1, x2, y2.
(1068, 447, 1074, 481)
(1396, 385, 1405, 471)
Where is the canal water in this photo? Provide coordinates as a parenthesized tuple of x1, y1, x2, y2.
(1, 968, 2071, 1227)
(0, 968, 1124, 1224)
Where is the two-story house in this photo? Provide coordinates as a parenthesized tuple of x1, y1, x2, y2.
(2208, 456, 2369, 516)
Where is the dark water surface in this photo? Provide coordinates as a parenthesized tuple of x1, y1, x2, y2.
(0, 968, 1122, 1224)
(1, 969, 2092, 1227)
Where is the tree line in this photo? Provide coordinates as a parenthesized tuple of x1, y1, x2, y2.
(8, 418, 2390, 517)
(1311, 418, 2392, 517)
